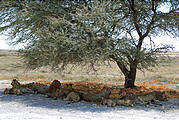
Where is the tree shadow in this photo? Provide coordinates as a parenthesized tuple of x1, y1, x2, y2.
(0, 88, 179, 113)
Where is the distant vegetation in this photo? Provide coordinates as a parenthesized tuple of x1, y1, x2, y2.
(0, 50, 179, 91)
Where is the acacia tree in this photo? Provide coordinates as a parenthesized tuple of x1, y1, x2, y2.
(0, 0, 178, 88)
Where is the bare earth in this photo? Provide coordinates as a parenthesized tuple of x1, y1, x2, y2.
(0, 80, 179, 120)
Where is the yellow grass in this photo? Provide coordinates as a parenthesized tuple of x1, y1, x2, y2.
(0, 50, 179, 88)
(1, 49, 178, 99)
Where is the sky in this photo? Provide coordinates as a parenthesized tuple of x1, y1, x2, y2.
(0, 35, 12, 49)
(0, 35, 23, 50)
(144, 35, 179, 51)
(0, 39, 11, 49)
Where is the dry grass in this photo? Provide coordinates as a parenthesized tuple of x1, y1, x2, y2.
(0, 50, 179, 89)
(136, 56, 179, 83)
(37, 80, 179, 99)
(1, 49, 179, 99)
(0, 50, 24, 80)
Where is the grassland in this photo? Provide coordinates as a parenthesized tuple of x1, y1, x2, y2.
(0, 49, 179, 89)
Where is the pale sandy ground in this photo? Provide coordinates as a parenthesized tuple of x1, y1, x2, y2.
(0, 80, 179, 120)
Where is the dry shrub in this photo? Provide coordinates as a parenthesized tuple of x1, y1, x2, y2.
(38, 81, 51, 85)
(62, 81, 106, 94)
(136, 84, 179, 99)
(148, 81, 169, 85)
(39, 80, 179, 99)
(166, 81, 179, 85)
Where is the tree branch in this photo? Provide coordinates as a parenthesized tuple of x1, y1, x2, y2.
(128, 0, 142, 38)
(127, 30, 137, 47)
(110, 55, 129, 76)
(143, 1, 157, 38)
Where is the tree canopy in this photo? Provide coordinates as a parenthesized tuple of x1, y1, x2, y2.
(0, 0, 178, 88)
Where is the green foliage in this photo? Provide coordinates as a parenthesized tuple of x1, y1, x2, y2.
(0, 0, 178, 76)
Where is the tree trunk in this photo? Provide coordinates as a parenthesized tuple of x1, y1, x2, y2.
(115, 59, 137, 88)
(124, 68, 137, 88)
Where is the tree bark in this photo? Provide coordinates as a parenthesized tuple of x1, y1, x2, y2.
(124, 69, 136, 88)
(124, 61, 137, 88)
(115, 60, 137, 88)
